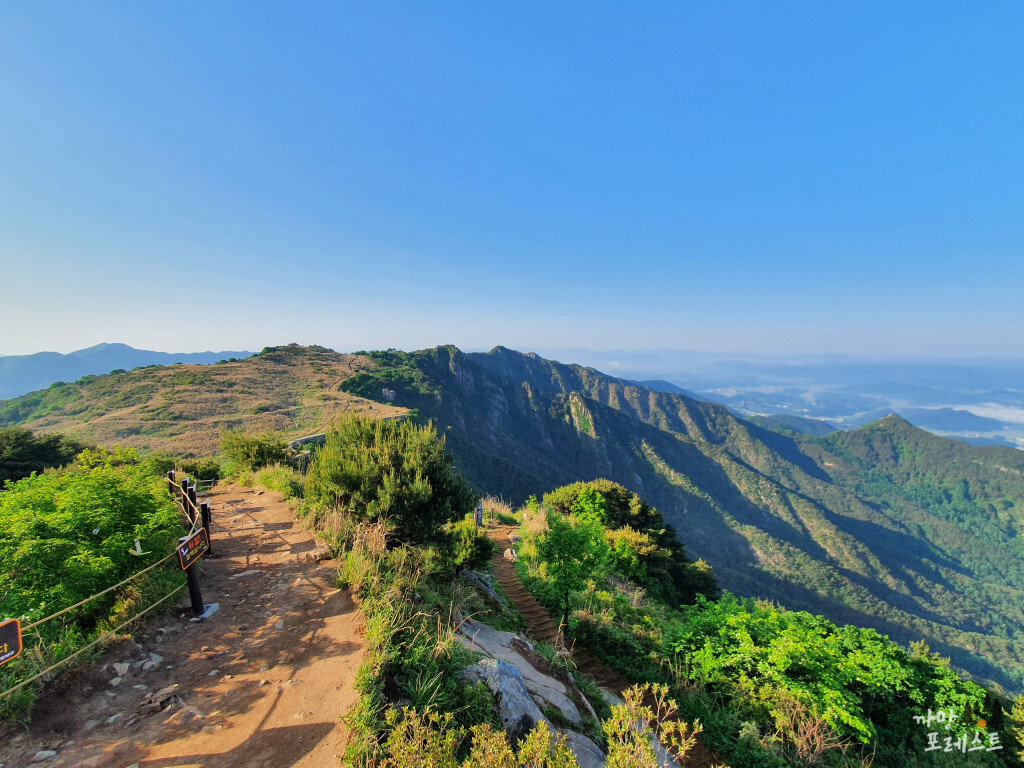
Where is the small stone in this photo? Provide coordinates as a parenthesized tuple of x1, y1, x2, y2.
(142, 661, 158, 672)
(275, 621, 284, 630)
(106, 714, 123, 725)
(31, 751, 57, 762)
(150, 653, 164, 664)
(259, 679, 269, 686)
(304, 544, 332, 562)
(208, 669, 220, 676)
(113, 662, 130, 677)
(109, 677, 123, 687)
(200, 646, 209, 652)
(260, 665, 270, 672)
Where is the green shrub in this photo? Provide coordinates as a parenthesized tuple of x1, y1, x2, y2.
(255, 464, 304, 500)
(179, 457, 222, 482)
(219, 429, 288, 471)
(0, 455, 184, 719)
(451, 514, 494, 569)
(0, 427, 86, 486)
(305, 415, 475, 546)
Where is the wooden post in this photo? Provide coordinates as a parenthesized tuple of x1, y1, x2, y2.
(185, 558, 204, 614)
(200, 501, 213, 558)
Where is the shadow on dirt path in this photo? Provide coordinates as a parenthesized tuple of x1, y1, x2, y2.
(0, 484, 364, 768)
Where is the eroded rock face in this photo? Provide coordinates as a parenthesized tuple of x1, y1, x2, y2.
(460, 658, 544, 744)
(556, 728, 606, 768)
(458, 620, 581, 724)
(457, 618, 609, 767)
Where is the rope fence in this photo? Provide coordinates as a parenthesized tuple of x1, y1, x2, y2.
(1, 470, 216, 703)
(22, 549, 179, 632)
(0, 584, 186, 702)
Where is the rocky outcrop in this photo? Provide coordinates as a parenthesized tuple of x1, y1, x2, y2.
(461, 658, 545, 743)
(459, 620, 581, 724)
(457, 619, 604, 765)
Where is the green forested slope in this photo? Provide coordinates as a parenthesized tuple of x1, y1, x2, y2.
(341, 346, 1024, 694)
(4, 343, 1023, 694)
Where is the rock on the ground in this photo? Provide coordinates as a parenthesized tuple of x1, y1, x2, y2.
(556, 728, 605, 768)
(138, 683, 180, 714)
(31, 751, 57, 762)
(461, 658, 547, 743)
(459, 620, 581, 724)
(503, 548, 518, 562)
(462, 571, 505, 605)
(303, 544, 332, 562)
(113, 662, 131, 677)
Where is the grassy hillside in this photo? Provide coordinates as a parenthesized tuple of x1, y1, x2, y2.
(4, 343, 1023, 696)
(0, 344, 406, 455)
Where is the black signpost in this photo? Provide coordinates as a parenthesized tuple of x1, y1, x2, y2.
(177, 530, 218, 620)
(0, 618, 22, 667)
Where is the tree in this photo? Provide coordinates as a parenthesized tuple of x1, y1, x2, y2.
(305, 415, 475, 545)
(0, 427, 85, 487)
(538, 492, 610, 638)
(219, 429, 288, 470)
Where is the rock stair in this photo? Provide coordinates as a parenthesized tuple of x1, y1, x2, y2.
(485, 524, 724, 768)
(487, 526, 634, 694)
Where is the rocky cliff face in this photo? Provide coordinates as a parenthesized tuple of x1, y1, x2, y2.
(368, 346, 1024, 695)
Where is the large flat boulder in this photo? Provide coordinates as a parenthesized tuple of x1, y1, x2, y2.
(461, 658, 547, 744)
(458, 620, 581, 724)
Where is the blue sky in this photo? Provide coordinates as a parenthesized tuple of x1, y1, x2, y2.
(1, 3, 1022, 357)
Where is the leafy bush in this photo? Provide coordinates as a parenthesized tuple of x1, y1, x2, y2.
(305, 415, 475, 545)
(0, 454, 184, 719)
(539, 504, 609, 636)
(219, 429, 288, 471)
(179, 457, 222, 482)
(543, 480, 717, 605)
(0, 427, 86, 486)
(254, 464, 304, 500)
(451, 514, 494, 569)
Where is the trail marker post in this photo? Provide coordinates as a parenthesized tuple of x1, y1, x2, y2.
(200, 501, 213, 557)
(178, 529, 217, 620)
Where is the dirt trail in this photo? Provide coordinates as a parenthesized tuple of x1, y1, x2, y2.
(0, 484, 364, 768)
(486, 524, 723, 768)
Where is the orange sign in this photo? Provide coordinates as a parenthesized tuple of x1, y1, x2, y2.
(177, 528, 210, 570)
(0, 618, 22, 667)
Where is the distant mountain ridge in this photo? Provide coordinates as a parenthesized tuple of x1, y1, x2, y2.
(3, 343, 1023, 695)
(0, 343, 253, 400)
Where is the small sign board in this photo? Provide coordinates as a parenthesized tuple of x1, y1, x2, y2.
(0, 618, 22, 667)
(178, 528, 210, 570)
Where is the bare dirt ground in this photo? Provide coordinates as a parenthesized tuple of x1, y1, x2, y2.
(0, 484, 364, 768)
